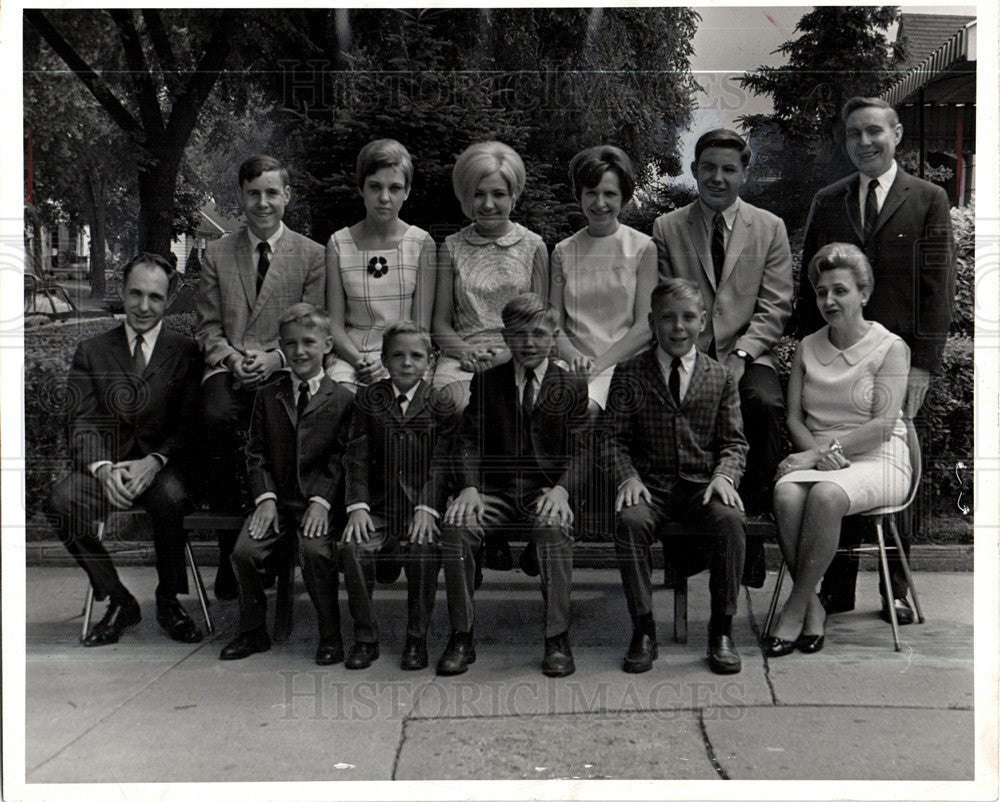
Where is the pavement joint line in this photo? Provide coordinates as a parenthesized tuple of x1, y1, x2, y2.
(26, 639, 216, 776)
(743, 585, 780, 706)
(696, 708, 730, 780)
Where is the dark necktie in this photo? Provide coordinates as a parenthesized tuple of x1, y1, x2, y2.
(397, 393, 408, 417)
(132, 333, 146, 375)
(256, 241, 271, 295)
(296, 382, 310, 421)
(668, 357, 681, 404)
(711, 212, 726, 286)
(522, 370, 537, 418)
(863, 180, 879, 240)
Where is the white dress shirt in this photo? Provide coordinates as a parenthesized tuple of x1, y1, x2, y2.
(655, 344, 697, 402)
(858, 160, 898, 228)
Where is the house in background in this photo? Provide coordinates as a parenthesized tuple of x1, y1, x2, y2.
(170, 200, 240, 273)
(882, 14, 976, 206)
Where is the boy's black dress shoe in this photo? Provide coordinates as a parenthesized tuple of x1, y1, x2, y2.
(623, 628, 657, 674)
(83, 596, 142, 647)
(518, 543, 540, 577)
(315, 640, 345, 666)
(542, 632, 575, 677)
(707, 634, 742, 674)
(345, 642, 380, 669)
(400, 636, 428, 670)
(436, 629, 476, 675)
(220, 627, 271, 660)
(156, 598, 203, 643)
(880, 597, 914, 625)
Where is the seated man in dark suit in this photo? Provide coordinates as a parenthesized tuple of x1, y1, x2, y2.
(45, 252, 204, 646)
(439, 293, 589, 678)
(607, 278, 748, 675)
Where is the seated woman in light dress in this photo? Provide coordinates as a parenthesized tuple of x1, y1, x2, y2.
(550, 145, 658, 413)
(431, 141, 549, 412)
(326, 139, 436, 389)
(765, 243, 911, 657)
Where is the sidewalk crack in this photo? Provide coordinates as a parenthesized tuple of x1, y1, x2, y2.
(696, 709, 730, 779)
(744, 586, 779, 705)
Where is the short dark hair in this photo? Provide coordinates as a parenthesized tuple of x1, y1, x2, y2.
(501, 292, 559, 331)
(278, 302, 331, 335)
(238, 154, 290, 187)
(693, 128, 751, 168)
(122, 251, 176, 293)
(807, 242, 874, 295)
(842, 96, 900, 127)
(382, 320, 432, 358)
(356, 139, 414, 190)
(568, 145, 637, 204)
(650, 278, 706, 313)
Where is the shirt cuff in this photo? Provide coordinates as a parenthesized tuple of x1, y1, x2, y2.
(414, 504, 440, 519)
(254, 492, 277, 506)
(150, 453, 167, 467)
(713, 473, 735, 486)
(310, 496, 331, 511)
(345, 502, 370, 514)
(88, 460, 113, 477)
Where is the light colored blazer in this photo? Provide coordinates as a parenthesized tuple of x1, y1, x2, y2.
(195, 225, 325, 379)
(653, 199, 792, 371)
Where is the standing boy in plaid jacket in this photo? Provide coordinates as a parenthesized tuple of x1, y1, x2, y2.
(606, 278, 748, 675)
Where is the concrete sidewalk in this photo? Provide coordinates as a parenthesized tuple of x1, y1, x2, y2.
(21, 566, 975, 786)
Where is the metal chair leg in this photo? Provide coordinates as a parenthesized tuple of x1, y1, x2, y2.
(185, 540, 214, 634)
(673, 569, 688, 644)
(81, 521, 105, 641)
(874, 519, 901, 651)
(888, 517, 924, 624)
(763, 560, 787, 637)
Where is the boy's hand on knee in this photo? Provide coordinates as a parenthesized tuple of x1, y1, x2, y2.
(444, 487, 483, 526)
(535, 486, 573, 527)
(342, 509, 374, 543)
(408, 509, 440, 544)
(300, 502, 330, 539)
(703, 476, 744, 510)
(616, 477, 651, 512)
(248, 499, 278, 540)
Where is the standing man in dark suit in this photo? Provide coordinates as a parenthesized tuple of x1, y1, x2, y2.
(45, 253, 204, 646)
(797, 96, 956, 623)
(608, 279, 748, 675)
(439, 293, 589, 678)
(195, 155, 326, 599)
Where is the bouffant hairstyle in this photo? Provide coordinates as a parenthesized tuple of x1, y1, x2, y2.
(452, 141, 526, 219)
(807, 242, 875, 295)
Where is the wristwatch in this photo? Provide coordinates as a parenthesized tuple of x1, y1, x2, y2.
(731, 348, 753, 364)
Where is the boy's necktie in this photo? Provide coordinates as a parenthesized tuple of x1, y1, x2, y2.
(711, 212, 726, 285)
(522, 370, 536, 418)
(256, 241, 271, 295)
(297, 382, 309, 420)
(669, 357, 681, 404)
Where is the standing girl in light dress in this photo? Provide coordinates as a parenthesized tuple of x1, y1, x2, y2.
(326, 139, 436, 389)
(431, 141, 549, 412)
(765, 243, 911, 656)
(550, 146, 658, 412)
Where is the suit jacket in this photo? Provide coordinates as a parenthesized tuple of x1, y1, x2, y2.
(195, 225, 326, 378)
(245, 374, 354, 507)
(604, 348, 747, 491)
(67, 325, 203, 471)
(343, 379, 458, 517)
(796, 167, 955, 373)
(455, 361, 589, 500)
(653, 199, 793, 370)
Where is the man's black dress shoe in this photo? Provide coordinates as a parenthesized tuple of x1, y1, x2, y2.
(220, 627, 271, 660)
(400, 636, 428, 671)
(518, 542, 540, 577)
(83, 596, 142, 647)
(880, 596, 914, 625)
(762, 635, 797, 658)
(156, 598, 203, 643)
(542, 632, 575, 677)
(623, 628, 658, 674)
(436, 629, 476, 675)
(707, 634, 742, 674)
(315, 640, 345, 666)
(214, 562, 239, 601)
(345, 641, 380, 670)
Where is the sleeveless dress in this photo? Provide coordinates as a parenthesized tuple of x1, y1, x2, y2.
(552, 224, 656, 406)
(432, 222, 548, 397)
(326, 224, 434, 384)
(775, 322, 911, 514)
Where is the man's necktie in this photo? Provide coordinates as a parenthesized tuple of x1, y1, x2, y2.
(396, 393, 408, 417)
(668, 357, 681, 404)
(297, 382, 310, 421)
(256, 241, 271, 295)
(863, 180, 879, 241)
(132, 333, 146, 375)
(522, 370, 537, 418)
(711, 212, 726, 286)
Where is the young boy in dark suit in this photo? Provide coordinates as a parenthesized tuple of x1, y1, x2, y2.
(220, 303, 354, 666)
(340, 322, 456, 671)
(607, 278, 748, 675)
(439, 293, 589, 678)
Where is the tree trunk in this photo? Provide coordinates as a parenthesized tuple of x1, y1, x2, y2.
(137, 149, 183, 257)
(85, 167, 107, 298)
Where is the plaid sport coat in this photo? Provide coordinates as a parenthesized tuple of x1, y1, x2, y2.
(195, 225, 325, 378)
(604, 347, 747, 491)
